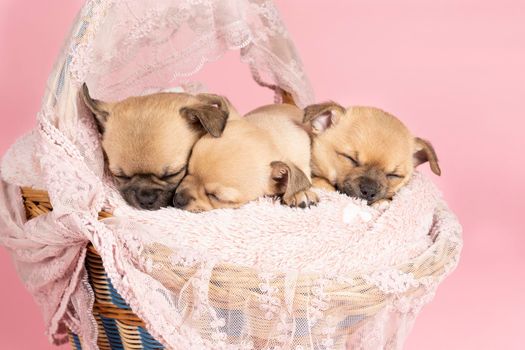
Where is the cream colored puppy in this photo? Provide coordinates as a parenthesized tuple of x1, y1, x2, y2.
(174, 104, 318, 212)
(303, 102, 441, 204)
(81, 84, 236, 210)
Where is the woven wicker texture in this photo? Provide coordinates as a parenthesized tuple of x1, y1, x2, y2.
(23, 187, 164, 349)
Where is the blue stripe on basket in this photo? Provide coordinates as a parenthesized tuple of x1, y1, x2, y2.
(338, 314, 366, 328)
(72, 333, 82, 349)
(107, 279, 131, 310)
(215, 308, 244, 336)
(295, 318, 310, 336)
(100, 315, 125, 349)
(138, 326, 164, 349)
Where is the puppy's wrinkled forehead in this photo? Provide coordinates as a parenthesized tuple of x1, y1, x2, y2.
(340, 107, 413, 167)
(103, 93, 198, 176)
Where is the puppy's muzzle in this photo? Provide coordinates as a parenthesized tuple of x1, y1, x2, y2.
(136, 189, 161, 209)
(173, 191, 191, 209)
(339, 176, 383, 204)
(357, 177, 380, 202)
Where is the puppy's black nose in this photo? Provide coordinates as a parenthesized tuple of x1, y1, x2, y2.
(358, 177, 379, 202)
(136, 189, 159, 207)
(173, 191, 190, 208)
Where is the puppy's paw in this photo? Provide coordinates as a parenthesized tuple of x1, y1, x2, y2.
(282, 189, 319, 208)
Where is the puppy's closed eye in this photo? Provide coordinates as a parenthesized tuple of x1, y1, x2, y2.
(114, 173, 131, 182)
(386, 173, 404, 180)
(206, 192, 221, 202)
(160, 174, 179, 181)
(206, 192, 236, 205)
(160, 167, 186, 181)
(337, 152, 360, 167)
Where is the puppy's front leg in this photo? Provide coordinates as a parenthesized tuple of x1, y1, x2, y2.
(271, 161, 319, 208)
(283, 189, 319, 208)
(312, 176, 336, 191)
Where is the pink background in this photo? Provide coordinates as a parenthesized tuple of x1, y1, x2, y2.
(1, 1, 524, 349)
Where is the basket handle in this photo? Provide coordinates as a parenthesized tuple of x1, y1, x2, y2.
(249, 65, 297, 106)
(280, 89, 296, 106)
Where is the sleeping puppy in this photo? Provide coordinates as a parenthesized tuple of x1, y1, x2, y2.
(303, 102, 441, 204)
(173, 104, 318, 212)
(81, 84, 234, 210)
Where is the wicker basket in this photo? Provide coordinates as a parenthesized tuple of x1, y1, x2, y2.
(22, 188, 164, 350)
(21, 186, 459, 349)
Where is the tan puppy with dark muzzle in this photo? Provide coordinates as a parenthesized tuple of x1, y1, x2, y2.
(173, 104, 318, 212)
(81, 84, 235, 210)
(303, 102, 441, 204)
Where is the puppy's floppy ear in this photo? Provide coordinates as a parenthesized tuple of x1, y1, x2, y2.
(303, 101, 346, 134)
(179, 93, 229, 137)
(80, 83, 110, 132)
(413, 137, 441, 175)
(270, 161, 311, 202)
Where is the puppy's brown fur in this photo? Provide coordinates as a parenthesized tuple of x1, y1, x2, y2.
(174, 104, 317, 212)
(81, 84, 237, 210)
(303, 102, 440, 204)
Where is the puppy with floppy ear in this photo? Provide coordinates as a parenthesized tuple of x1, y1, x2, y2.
(81, 83, 236, 210)
(173, 104, 318, 212)
(303, 102, 441, 204)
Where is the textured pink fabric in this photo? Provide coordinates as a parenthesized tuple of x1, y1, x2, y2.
(0, 180, 95, 346)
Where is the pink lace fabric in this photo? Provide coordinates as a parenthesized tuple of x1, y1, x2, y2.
(71, 0, 314, 107)
(0, 1, 462, 349)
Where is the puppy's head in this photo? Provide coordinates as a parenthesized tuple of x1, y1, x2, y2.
(173, 120, 310, 212)
(304, 102, 440, 204)
(81, 84, 229, 210)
